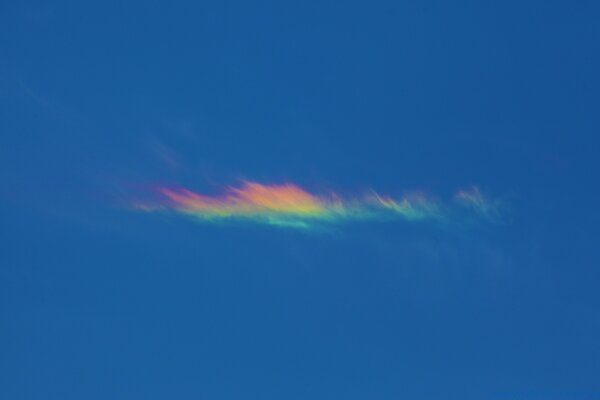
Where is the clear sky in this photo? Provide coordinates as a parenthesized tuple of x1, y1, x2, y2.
(1, 1, 599, 399)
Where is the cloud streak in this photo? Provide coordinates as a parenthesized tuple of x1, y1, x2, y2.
(133, 181, 498, 229)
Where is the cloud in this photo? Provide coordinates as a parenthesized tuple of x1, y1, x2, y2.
(132, 180, 500, 230)
(454, 186, 502, 221)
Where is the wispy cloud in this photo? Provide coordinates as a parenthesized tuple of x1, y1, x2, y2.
(132, 180, 501, 230)
(454, 186, 502, 221)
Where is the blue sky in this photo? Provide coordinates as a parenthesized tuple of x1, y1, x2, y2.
(1, 1, 599, 398)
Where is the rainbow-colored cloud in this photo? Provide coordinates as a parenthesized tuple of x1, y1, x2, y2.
(133, 181, 497, 229)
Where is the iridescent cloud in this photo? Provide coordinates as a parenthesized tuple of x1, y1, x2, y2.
(133, 180, 497, 229)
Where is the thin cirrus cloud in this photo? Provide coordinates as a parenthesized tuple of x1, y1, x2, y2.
(132, 180, 499, 230)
